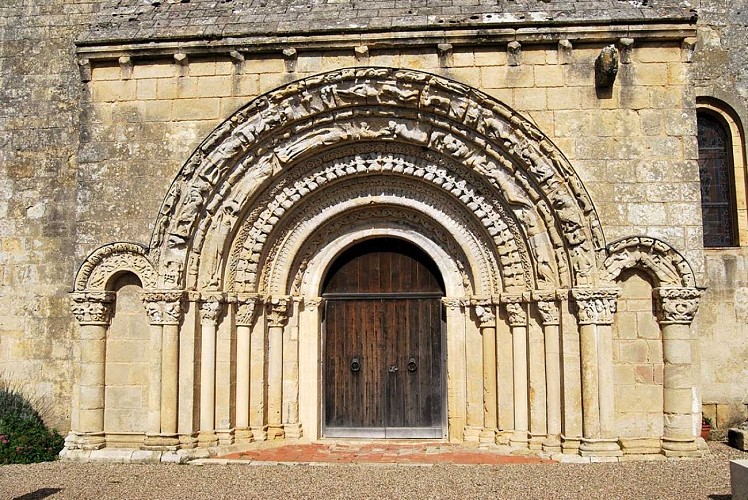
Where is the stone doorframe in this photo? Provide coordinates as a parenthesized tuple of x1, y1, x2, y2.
(64, 68, 704, 461)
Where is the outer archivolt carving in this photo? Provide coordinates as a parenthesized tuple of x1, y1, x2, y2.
(74, 242, 157, 291)
(151, 67, 602, 290)
(602, 236, 696, 288)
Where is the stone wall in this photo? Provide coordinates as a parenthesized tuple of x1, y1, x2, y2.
(0, 0, 94, 430)
(694, 0, 748, 431)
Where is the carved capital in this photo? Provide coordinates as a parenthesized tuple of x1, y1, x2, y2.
(304, 297, 324, 310)
(654, 287, 702, 325)
(236, 294, 261, 327)
(142, 291, 184, 325)
(501, 293, 528, 327)
(533, 290, 563, 326)
(70, 291, 115, 326)
(470, 297, 497, 327)
(571, 288, 620, 325)
(266, 296, 291, 328)
(442, 297, 467, 311)
(199, 293, 225, 324)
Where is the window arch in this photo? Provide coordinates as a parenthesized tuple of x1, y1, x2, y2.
(696, 99, 747, 247)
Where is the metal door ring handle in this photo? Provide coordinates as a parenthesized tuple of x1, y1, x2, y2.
(351, 357, 361, 372)
(407, 357, 417, 372)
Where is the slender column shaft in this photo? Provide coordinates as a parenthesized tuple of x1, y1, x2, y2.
(442, 298, 467, 442)
(597, 323, 616, 437)
(535, 293, 562, 452)
(482, 325, 498, 432)
(147, 323, 163, 434)
(198, 295, 223, 446)
(236, 324, 251, 429)
(78, 324, 108, 434)
(503, 296, 529, 448)
(578, 323, 601, 439)
(161, 323, 180, 434)
(200, 320, 217, 433)
(267, 297, 290, 440)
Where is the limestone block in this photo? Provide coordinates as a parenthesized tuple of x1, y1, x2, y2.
(480, 66, 534, 89)
(92, 81, 136, 102)
(619, 437, 662, 455)
(728, 428, 748, 451)
(620, 340, 649, 363)
(474, 47, 507, 66)
(731, 460, 748, 500)
(546, 87, 582, 110)
(172, 98, 221, 121)
(615, 312, 637, 339)
(534, 65, 564, 87)
(132, 63, 177, 79)
(195, 76, 232, 98)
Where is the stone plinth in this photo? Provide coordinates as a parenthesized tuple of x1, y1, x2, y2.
(731, 460, 748, 500)
(728, 428, 748, 451)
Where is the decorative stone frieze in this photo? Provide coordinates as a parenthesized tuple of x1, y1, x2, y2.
(442, 297, 468, 310)
(654, 287, 702, 325)
(142, 291, 185, 325)
(571, 289, 620, 325)
(70, 291, 116, 326)
(75, 242, 157, 291)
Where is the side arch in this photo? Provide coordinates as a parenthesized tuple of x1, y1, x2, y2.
(602, 236, 696, 288)
(74, 242, 157, 292)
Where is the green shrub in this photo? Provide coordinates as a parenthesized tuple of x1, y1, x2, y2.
(0, 377, 64, 464)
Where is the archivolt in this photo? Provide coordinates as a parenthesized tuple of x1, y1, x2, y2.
(150, 67, 603, 290)
(602, 236, 696, 288)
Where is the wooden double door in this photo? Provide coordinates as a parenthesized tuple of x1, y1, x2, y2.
(322, 238, 446, 438)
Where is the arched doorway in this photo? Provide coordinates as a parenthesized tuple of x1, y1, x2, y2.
(322, 238, 446, 438)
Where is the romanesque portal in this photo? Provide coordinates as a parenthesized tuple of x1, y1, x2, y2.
(65, 68, 704, 460)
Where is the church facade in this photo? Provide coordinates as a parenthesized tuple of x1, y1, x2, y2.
(1, 0, 746, 462)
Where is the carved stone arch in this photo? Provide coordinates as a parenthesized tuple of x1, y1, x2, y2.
(602, 236, 696, 288)
(74, 242, 157, 292)
(150, 67, 604, 291)
(222, 147, 540, 295)
(262, 203, 482, 296)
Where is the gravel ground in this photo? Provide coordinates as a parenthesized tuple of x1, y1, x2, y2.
(1, 442, 746, 500)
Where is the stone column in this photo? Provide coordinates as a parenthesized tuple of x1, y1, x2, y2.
(283, 296, 303, 439)
(572, 288, 622, 457)
(160, 293, 183, 444)
(142, 293, 164, 447)
(235, 294, 259, 443)
(442, 298, 467, 442)
(472, 297, 498, 445)
(535, 290, 563, 454)
(655, 287, 703, 458)
(503, 294, 529, 449)
(69, 291, 115, 450)
(198, 293, 224, 447)
(267, 296, 290, 440)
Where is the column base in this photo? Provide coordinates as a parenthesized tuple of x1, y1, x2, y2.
(284, 423, 303, 439)
(509, 430, 529, 449)
(197, 431, 218, 447)
(179, 433, 198, 449)
(579, 438, 622, 457)
(142, 433, 180, 450)
(251, 425, 268, 442)
(495, 430, 511, 446)
(479, 428, 497, 445)
(661, 437, 703, 458)
(235, 428, 255, 444)
(529, 434, 545, 451)
(267, 424, 285, 440)
(216, 429, 235, 446)
(561, 435, 581, 454)
(62, 431, 106, 451)
(463, 426, 482, 443)
(542, 434, 562, 453)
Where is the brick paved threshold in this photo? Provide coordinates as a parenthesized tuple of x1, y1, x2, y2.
(210, 442, 553, 466)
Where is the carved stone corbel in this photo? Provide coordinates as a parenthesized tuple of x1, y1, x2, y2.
(71, 291, 116, 326)
(654, 287, 702, 325)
